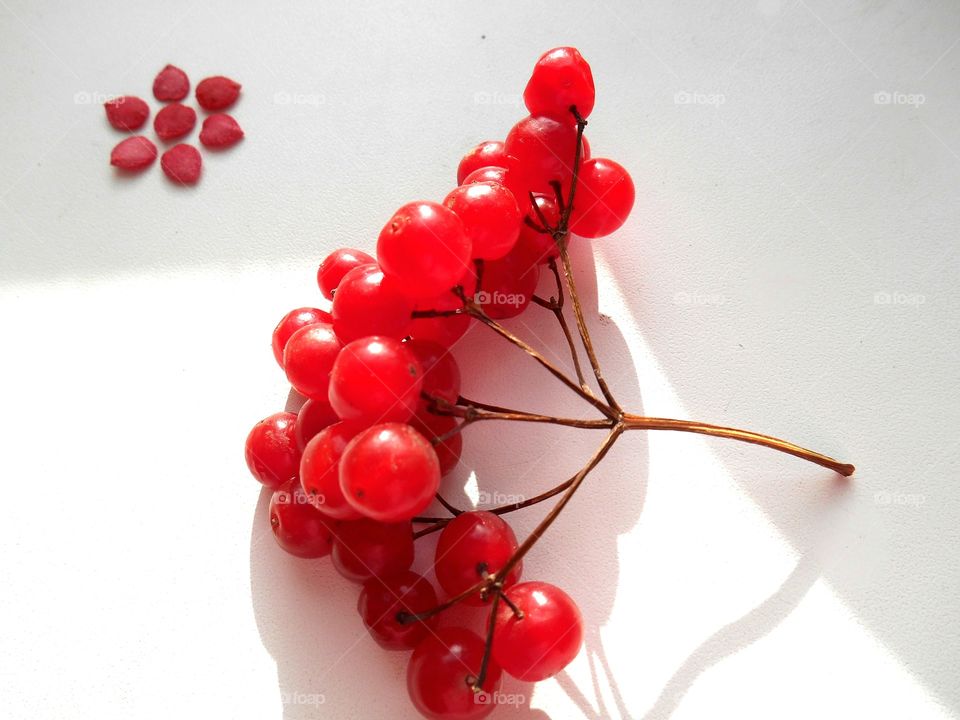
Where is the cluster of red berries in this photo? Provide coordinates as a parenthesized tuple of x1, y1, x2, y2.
(105, 65, 243, 185)
(244, 47, 634, 719)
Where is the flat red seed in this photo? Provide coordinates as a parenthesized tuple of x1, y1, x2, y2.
(161, 144, 202, 185)
(154, 103, 197, 140)
(103, 96, 149, 131)
(109, 136, 158, 171)
(199, 113, 244, 148)
(152, 64, 190, 102)
(195, 76, 241, 111)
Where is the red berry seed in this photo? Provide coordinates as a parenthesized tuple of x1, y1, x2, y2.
(152, 64, 190, 102)
(103, 96, 149, 131)
(199, 113, 244, 148)
(154, 103, 197, 141)
(160, 144, 202, 185)
(109, 136, 157, 171)
(196, 75, 241, 111)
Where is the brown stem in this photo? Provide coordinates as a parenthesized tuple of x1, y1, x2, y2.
(469, 587, 501, 692)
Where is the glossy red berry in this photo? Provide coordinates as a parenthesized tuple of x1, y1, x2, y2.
(282, 323, 342, 401)
(513, 194, 563, 265)
(411, 411, 462, 476)
(199, 113, 244, 148)
(377, 201, 472, 299)
(493, 581, 583, 681)
(456, 140, 507, 184)
(331, 264, 413, 343)
(269, 480, 336, 558)
(569, 158, 635, 238)
(406, 339, 461, 407)
(245, 412, 300, 489)
(294, 398, 340, 451)
(103, 96, 149, 131)
(474, 246, 540, 320)
(271, 307, 332, 368)
(331, 518, 414, 583)
(358, 571, 439, 650)
(340, 423, 440, 521)
(160, 144, 202, 184)
(195, 75, 241, 110)
(434, 511, 522, 606)
(317, 247, 375, 300)
(299, 421, 365, 520)
(328, 337, 423, 424)
(407, 627, 502, 720)
(109, 136, 157, 171)
(152, 64, 190, 102)
(524, 47, 595, 122)
(153, 103, 197, 140)
(462, 165, 507, 186)
(444, 182, 522, 261)
(504, 115, 580, 197)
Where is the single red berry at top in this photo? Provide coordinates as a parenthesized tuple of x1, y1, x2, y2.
(282, 323, 342, 401)
(407, 627, 502, 720)
(152, 64, 190, 102)
(195, 75, 241, 110)
(331, 518, 414, 583)
(104, 96, 149, 131)
(331, 264, 413, 343)
(293, 397, 340, 451)
(456, 140, 507, 184)
(524, 47, 595, 123)
(492, 581, 584, 681)
(406, 339, 461, 407)
(339, 423, 440, 522)
(245, 411, 300, 489)
(160, 144, 202, 184)
(569, 157, 635, 239)
(377, 201, 472, 300)
(444, 181, 523, 261)
(269, 480, 336, 558)
(317, 247, 375, 300)
(299, 420, 366, 520)
(328, 336, 423, 424)
(110, 136, 157, 172)
(434, 511, 522, 606)
(154, 103, 197, 140)
(199, 114, 244, 148)
(358, 570, 439, 650)
(271, 307, 332, 368)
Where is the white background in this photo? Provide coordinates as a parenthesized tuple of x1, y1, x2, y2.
(1, 1, 958, 718)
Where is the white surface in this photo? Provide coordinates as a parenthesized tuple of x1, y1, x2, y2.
(1, 1, 958, 718)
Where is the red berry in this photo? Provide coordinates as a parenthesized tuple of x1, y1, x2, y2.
(152, 64, 190, 102)
(406, 339, 460, 407)
(329, 337, 423, 424)
(456, 140, 507, 184)
(103, 96, 149, 131)
(294, 398, 340, 450)
(462, 165, 507, 186)
(410, 411, 462, 477)
(377, 201, 472, 299)
(195, 75, 241, 111)
(299, 421, 365, 520)
(443, 182, 522, 261)
(474, 245, 540, 320)
(408, 265, 476, 348)
(271, 307, 332, 368)
(331, 264, 413, 343)
(504, 115, 580, 197)
(269, 480, 336, 558)
(199, 113, 244, 148)
(153, 103, 197, 140)
(358, 571, 439, 650)
(493, 581, 583, 681)
(245, 412, 300, 489)
(317, 247, 375, 300)
(340, 423, 440, 521)
(407, 627, 502, 720)
(523, 47, 595, 123)
(513, 194, 563, 265)
(569, 158, 635, 238)
(434, 511, 522, 606)
(109, 136, 157, 171)
(331, 518, 414, 583)
(160, 144, 202, 184)
(282, 323, 342, 401)
(461, 164, 530, 211)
